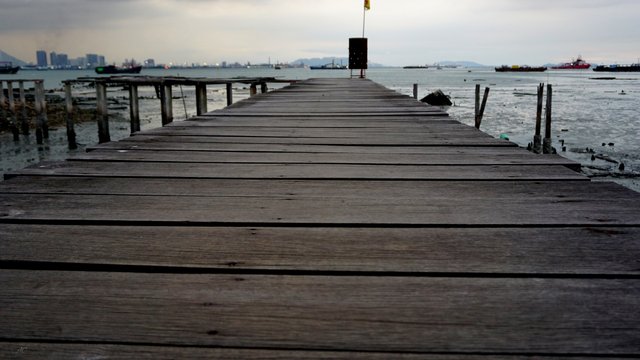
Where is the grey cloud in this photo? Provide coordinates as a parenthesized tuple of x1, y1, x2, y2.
(0, 0, 161, 32)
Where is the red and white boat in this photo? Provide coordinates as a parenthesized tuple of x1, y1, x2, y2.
(552, 56, 591, 70)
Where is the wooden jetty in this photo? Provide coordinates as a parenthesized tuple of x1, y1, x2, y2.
(0, 79, 49, 143)
(1, 78, 639, 358)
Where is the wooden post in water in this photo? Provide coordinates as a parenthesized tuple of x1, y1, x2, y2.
(0, 81, 6, 122)
(249, 83, 258, 97)
(474, 84, 480, 128)
(36, 81, 49, 139)
(478, 87, 490, 128)
(160, 83, 173, 126)
(260, 82, 268, 94)
(195, 83, 207, 116)
(474, 85, 490, 129)
(226, 82, 233, 106)
(543, 84, 553, 154)
(413, 84, 418, 100)
(95, 81, 110, 144)
(128, 84, 140, 133)
(64, 83, 77, 150)
(34, 82, 44, 144)
(18, 81, 29, 135)
(7, 81, 19, 141)
(533, 83, 544, 154)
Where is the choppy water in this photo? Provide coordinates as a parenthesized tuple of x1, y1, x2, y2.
(1, 67, 639, 192)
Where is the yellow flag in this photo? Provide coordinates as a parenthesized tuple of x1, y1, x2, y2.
(364, 0, 370, 10)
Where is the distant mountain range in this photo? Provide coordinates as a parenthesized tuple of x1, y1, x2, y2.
(0, 50, 27, 65)
(291, 57, 487, 68)
(437, 60, 486, 68)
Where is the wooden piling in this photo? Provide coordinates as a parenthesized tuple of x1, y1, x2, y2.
(413, 84, 418, 99)
(7, 81, 19, 141)
(160, 84, 173, 126)
(64, 83, 77, 150)
(260, 82, 268, 94)
(36, 81, 49, 139)
(0, 81, 6, 122)
(474, 85, 490, 129)
(533, 83, 544, 154)
(195, 83, 207, 116)
(226, 83, 233, 106)
(250, 83, 258, 97)
(478, 87, 490, 128)
(18, 81, 29, 135)
(33, 82, 44, 144)
(474, 84, 480, 128)
(543, 84, 553, 154)
(96, 81, 110, 144)
(128, 85, 140, 133)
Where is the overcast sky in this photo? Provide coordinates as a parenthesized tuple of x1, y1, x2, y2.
(1, 0, 639, 66)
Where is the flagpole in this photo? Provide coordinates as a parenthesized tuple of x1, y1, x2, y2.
(362, 4, 366, 37)
(361, 0, 368, 79)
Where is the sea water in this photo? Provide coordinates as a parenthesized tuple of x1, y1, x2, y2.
(1, 67, 638, 192)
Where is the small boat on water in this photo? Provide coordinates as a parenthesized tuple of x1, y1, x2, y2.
(95, 65, 143, 74)
(0, 62, 20, 74)
(310, 60, 347, 70)
(495, 65, 547, 72)
(552, 56, 591, 70)
(593, 63, 640, 72)
(403, 65, 429, 69)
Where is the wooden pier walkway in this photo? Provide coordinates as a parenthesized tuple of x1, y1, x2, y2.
(1, 78, 639, 358)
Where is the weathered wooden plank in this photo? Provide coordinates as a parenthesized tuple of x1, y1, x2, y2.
(201, 113, 447, 118)
(6, 163, 587, 181)
(69, 149, 578, 168)
(1, 180, 637, 225)
(2, 270, 639, 354)
(0, 178, 600, 198)
(128, 134, 514, 146)
(173, 116, 459, 127)
(2, 224, 639, 275)
(1, 342, 630, 359)
(138, 126, 489, 138)
(90, 142, 519, 154)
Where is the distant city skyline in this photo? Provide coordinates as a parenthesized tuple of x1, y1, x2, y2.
(1, 0, 640, 66)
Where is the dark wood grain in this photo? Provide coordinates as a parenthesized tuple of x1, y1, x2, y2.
(6, 163, 586, 180)
(2, 270, 639, 354)
(5, 343, 627, 359)
(2, 224, 639, 275)
(68, 149, 578, 167)
(4, 179, 636, 225)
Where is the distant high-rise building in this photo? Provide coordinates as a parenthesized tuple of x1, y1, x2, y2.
(86, 53, 99, 68)
(70, 57, 84, 67)
(98, 56, 106, 66)
(57, 54, 69, 67)
(144, 58, 155, 67)
(36, 50, 48, 67)
(49, 52, 58, 67)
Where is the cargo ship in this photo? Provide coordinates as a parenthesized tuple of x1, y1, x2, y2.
(592, 63, 640, 72)
(95, 65, 143, 74)
(403, 65, 429, 69)
(551, 56, 591, 70)
(0, 62, 20, 74)
(310, 59, 347, 70)
(495, 65, 547, 72)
